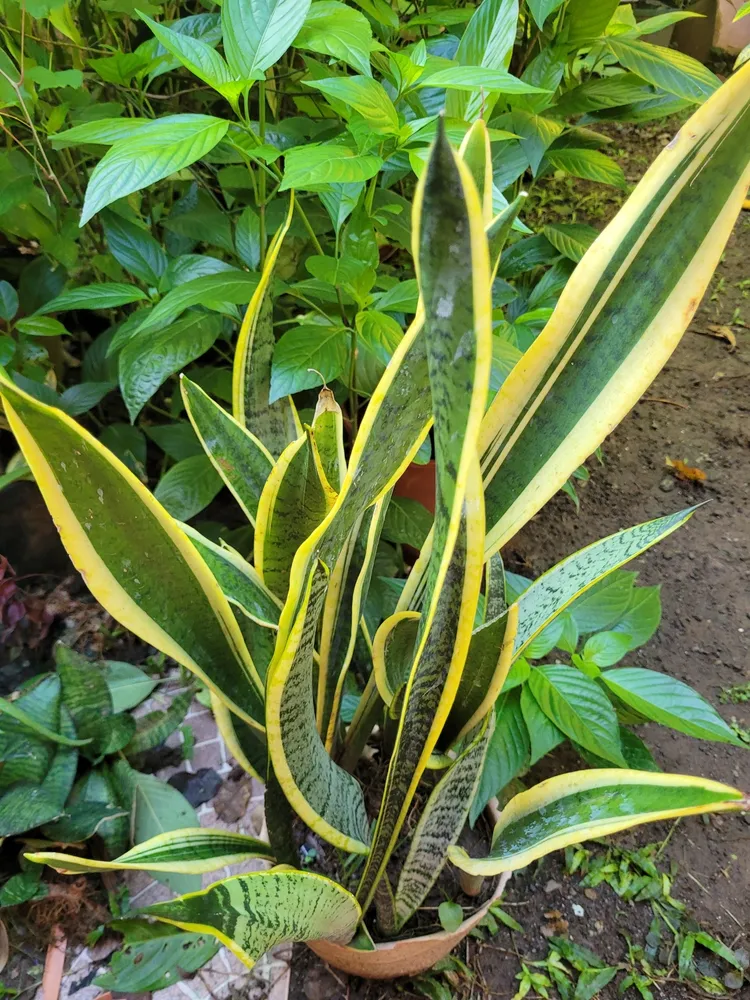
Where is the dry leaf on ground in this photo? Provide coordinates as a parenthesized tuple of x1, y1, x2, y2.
(665, 457, 707, 482)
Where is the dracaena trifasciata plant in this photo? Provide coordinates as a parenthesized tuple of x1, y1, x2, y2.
(6, 64, 750, 967)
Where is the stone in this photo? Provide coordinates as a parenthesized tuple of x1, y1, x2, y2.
(168, 768, 222, 806)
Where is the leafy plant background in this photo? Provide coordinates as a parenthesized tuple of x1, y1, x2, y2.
(0, 0, 723, 525)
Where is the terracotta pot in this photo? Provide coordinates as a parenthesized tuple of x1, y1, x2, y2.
(307, 870, 511, 980)
(393, 460, 436, 514)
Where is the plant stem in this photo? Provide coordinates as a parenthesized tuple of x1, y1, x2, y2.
(258, 79, 266, 267)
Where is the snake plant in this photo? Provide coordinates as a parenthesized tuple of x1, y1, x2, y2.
(5, 61, 750, 967)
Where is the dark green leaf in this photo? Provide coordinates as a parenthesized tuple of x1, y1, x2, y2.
(382, 497, 433, 549)
(119, 312, 223, 421)
(35, 283, 148, 315)
(222, 0, 311, 80)
(438, 900, 464, 933)
(270, 324, 348, 401)
(280, 144, 383, 189)
(153, 454, 224, 520)
(104, 661, 158, 712)
(102, 212, 168, 285)
(0, 281, 19, 321)
(528, 665, 626, 765)
(601, 668, 746, 746)
(471, 693, 530, 825)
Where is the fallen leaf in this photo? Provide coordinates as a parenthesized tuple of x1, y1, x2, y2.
(666, 457, 707, 482)
(705, 324, 737, 351)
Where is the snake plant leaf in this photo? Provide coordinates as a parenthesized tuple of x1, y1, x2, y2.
(254, 430, 338, 600)
(443, 603, 519, 748)
(26, 828, 274, 875)
(512, 506, 697, 658)
(356, 122, 492, 912)
(0, 676, 62, 789)
(266, 562, 371, 854)
(0, 374, 265, 731)
(142, 869, 360, 969)
(458, 118, 494, 225)
(210, 694, 268, 782)
(179, 523, 280, 627)
(394, 712, 494, 931)
(448, 771, 747, 876)
(318, 495, 390, 748)
(0, 710, 79, 838)
(181, 376, 274, 525)
(372, 611, 420, 708)
(480, 62, 750, 557)
(232, 196, 300, 458)
(485, 552, 507, 622)
(0, 695, 90, 747)
(311, 388, 346, 492)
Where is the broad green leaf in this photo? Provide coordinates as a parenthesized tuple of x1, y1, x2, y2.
(235, 206, 262, 270)
(134, 271, 259, 336)
(222, 0, 312, 81)
(27, 827, 274, 875)
(104, 661, 158, 712)
(94, 923, 219, 993)
(568, 570, 636, 633)
(139, 12, 241, 103)
(255, 433, 337, 598)
(154, 454, 223, 520)
(580, 631, 632, 667)
(144, 869, 360, 967)
(394, 714, 494, 930)
(543, 223, 599, 262)
(552, 73, 659, 116)
(372, 280, 419, 314)
(81, 116, 229, 226)
(102, 212, 167, 285)
(267, 562, 371, 853)
(0, 375, 264, 728)
(181, 523, 280, 626)
(41, 802, 129, 843)
(470, 691, 530, 825)
(50, 117, 156, 148)
(520, 684, 564, 765)
(601, 668, 746, 746)
(99, 424, 147, 479)
(125, 689, 193, 755)
(182, 376, 273, 525)
(565, 0, 619, 44)
(0, 695, 90, 747)
(528, 664, 626, 765)
(527, 0, 564, 28)
(353, 310, 403, 396)
(0, 281, 19, 321)
(544, 148, 627, 188)
(232, 196, 299, 459)
(449, 770, 745, 876)
(606, 38, 720, 103)
(145, 421, 202, 461)
(270, 325, 348, 402)
(35, 283, 148, 315)
(356, 126, 492, 911)
(318, 182, 364, 235)
(120, 312, 223, 421)
(306, 76, 399, 134)
(14, 316, 68, 338)
(448, 0, 519, 120)
(382, 497, 432, 549)
(280, 144, 383, 190)
(420, 67, 547, 95)
(611, 585, 661, 647)
(294, 1, 373, 77)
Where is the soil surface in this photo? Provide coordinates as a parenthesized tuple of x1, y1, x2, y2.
(291, 124, 750, 999)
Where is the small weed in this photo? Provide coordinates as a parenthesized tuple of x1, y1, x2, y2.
(719, 681, 750, 704)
